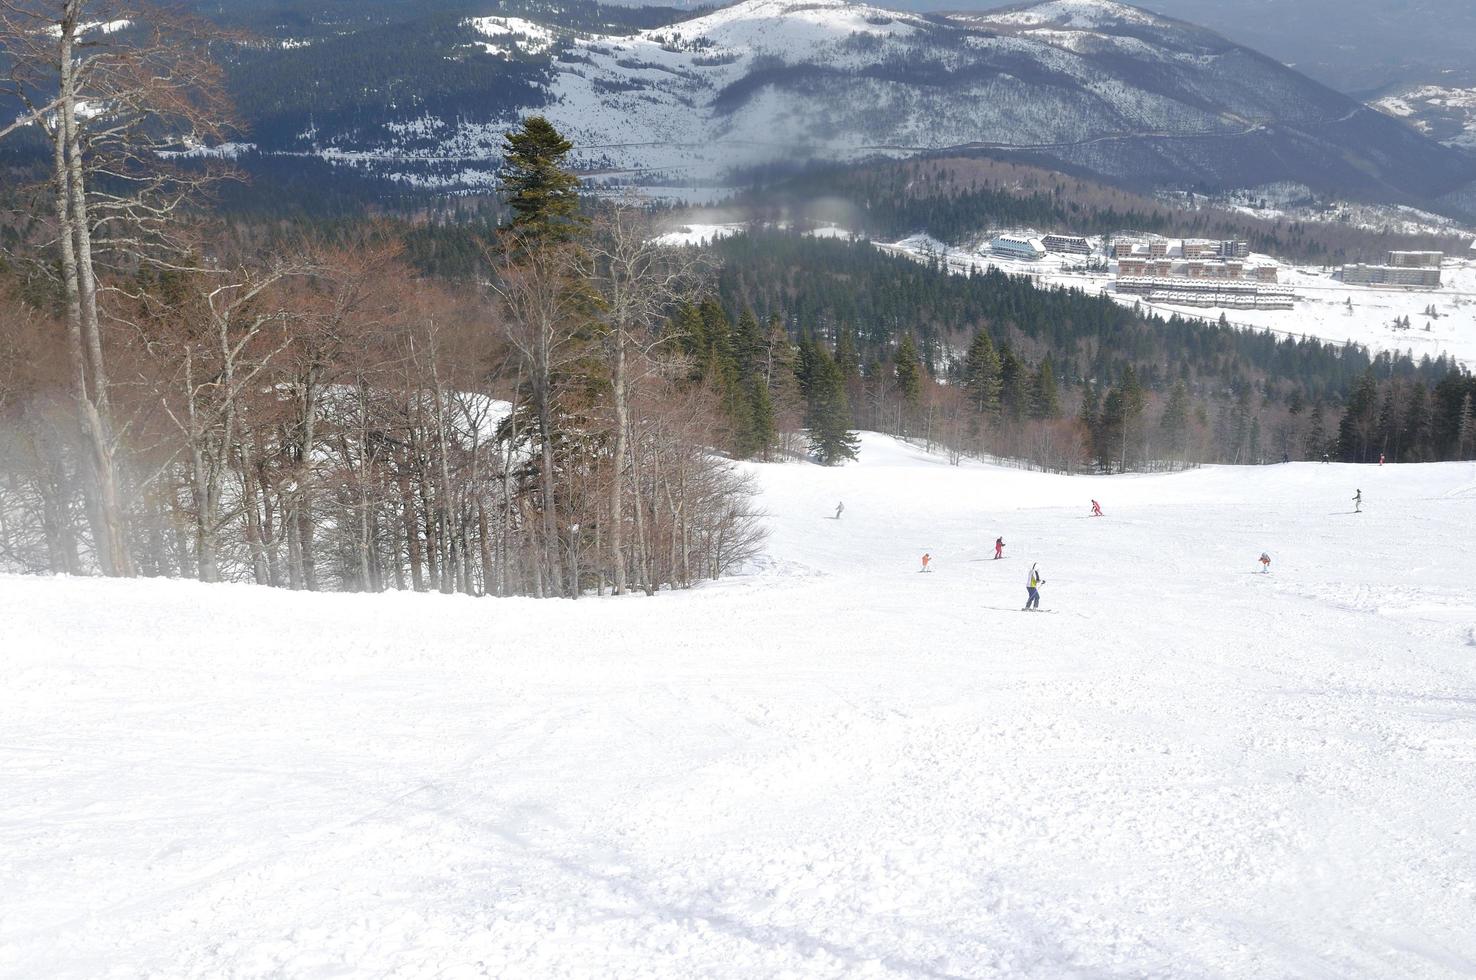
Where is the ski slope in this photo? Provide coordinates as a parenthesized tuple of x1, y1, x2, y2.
(4, 434, 1476, 978)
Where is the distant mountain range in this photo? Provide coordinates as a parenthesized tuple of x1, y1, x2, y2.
(861, 0, 1476, 96)
(176, 0, 1476, 216)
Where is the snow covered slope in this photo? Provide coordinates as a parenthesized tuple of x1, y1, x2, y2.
(4, 435, 1476, 977)
(1373, 83, 1476, 154)
(221, 0, 1476, 211)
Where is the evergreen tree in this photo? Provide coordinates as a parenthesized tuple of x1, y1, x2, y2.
(806, 344, 860, 465)
(795, 331, 819, 401)
(1338, 367, 1380, 463)
(1402, 383, 1434, 462)
(1377, 384, 1402, 462)
(999, 346, 1030, 423)
(671, 302, 708, 380)
(834, 330, 861, 384)
(894, 333, 922, 407)
(747, 380, 776, 460)
(499, 117, 583, 243)
(1160, 380, 1190, 460)
(1079, 380, 1101, 464)
(1457, 392, 1476, 460)
(693, 300, 753, 455)
(1030, 356, 1061, 420)
(962, 329, 1001, 417)
(1229, 386, 1252, 463)
(1116, 366, 1147, 468)
(1306, 401, 1327, 458)
(732, 310, 764, 383)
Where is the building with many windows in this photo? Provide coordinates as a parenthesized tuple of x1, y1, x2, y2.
(1115, 277, 1296, 310)
(1340, 264, 1442, 288)
(1042, 234, 1091, 255)
(1387, 251, 1442, 268)
(990, 235, 1047, 260)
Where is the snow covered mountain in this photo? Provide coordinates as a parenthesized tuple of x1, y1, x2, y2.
(1373, 82, 1476, 155)
(219, 0, 1476, 212)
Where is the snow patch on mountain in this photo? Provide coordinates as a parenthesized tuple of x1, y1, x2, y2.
(1372, 84, 1476, 151)
(465, 16, 558, 56)
(983, 0, 1162, 29)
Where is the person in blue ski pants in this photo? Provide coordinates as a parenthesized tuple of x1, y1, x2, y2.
(1025, 563, 1044, 610)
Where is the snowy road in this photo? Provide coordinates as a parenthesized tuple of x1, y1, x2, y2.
(3, 436, 1476, 978)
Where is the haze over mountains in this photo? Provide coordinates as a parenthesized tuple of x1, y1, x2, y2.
(197, 0, 1476, 217)
(877, 0, 1476, 95)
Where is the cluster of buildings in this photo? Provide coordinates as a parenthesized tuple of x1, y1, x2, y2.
(1339, 251, 1443, 289)
(977, 229, 1450, 314)
(983, 230, 1295, 309)
(1109, 237, 1288, 308)
(1114, 277, 1297, 311)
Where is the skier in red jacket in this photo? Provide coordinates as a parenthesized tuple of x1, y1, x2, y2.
(1091, 499, 1103, 517)
(994, 536, 1005, 560)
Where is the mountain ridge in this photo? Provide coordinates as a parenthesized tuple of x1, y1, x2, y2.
(202, 0, 1476, 214)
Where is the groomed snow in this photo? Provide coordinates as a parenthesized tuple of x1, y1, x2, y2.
(4, 434, 1476, 977)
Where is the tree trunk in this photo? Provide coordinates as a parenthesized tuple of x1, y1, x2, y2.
(609, 332, 629, 594)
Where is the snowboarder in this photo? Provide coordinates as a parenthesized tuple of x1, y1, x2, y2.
(920, 552, 931, 572)
(1259, 552, 1271, 574)
(834, 501, 844, 520)
(1353, 489, 1362, 513)
(1024, 563, 1044, 610)
(1090, 499, 1103, 517)
(994, 536, 1005, 560)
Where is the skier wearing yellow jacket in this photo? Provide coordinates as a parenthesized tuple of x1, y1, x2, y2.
(1025, 563, 1045, 611)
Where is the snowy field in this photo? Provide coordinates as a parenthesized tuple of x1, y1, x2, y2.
(4, 435, 1476, 978)
(882, 236, 1476, 368)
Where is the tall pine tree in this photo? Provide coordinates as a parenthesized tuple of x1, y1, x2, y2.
(499, 117, 583, 244)
(807, 344, 860, 465)
(962, 329, 1001, 417)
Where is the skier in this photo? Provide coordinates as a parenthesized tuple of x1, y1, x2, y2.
(834, 501, 844, 520)
(1024, 563, 1044, 610)
(1090, 499, 1103, 517)
(1322, 452, 1329, 464)
(920, 552, 931, 572)
(1379, 453, 1385, 466)
(1259, 552, 1271, 574)
(1353, 489, 1362, 514)
(994, 536, 1005, 560)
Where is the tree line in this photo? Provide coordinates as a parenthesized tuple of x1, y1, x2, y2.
(687, 232, 1476, 473)
(0, 3, 763, 595)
